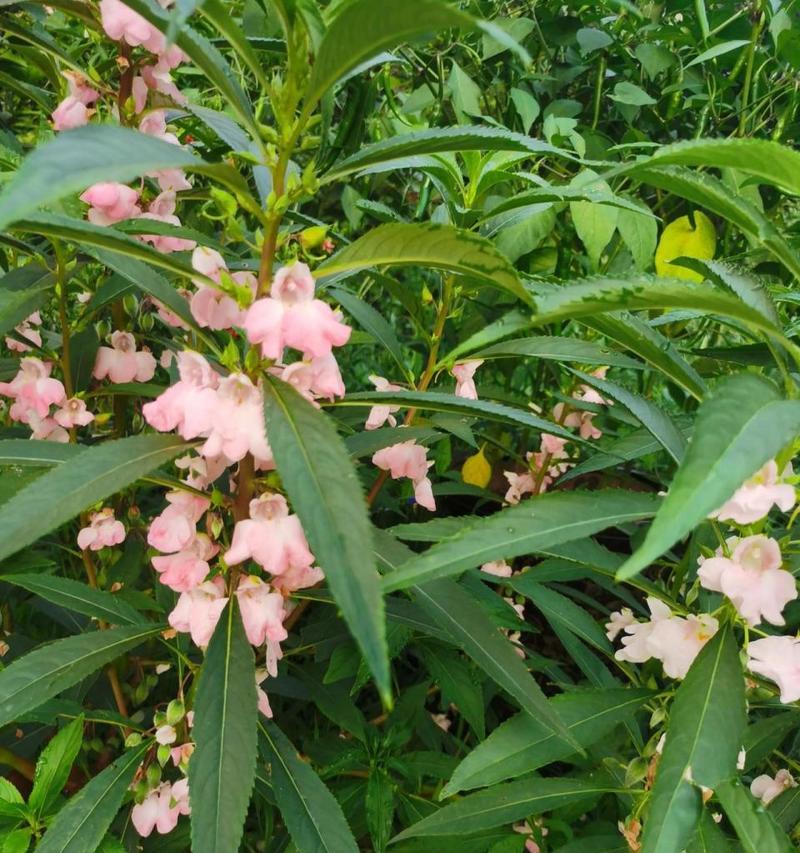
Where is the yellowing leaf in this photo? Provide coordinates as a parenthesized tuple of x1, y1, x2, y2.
(655, 211, 716, 280)
(462, 445, 491, 488)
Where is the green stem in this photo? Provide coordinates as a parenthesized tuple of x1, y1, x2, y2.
(738, 7, 764, 136)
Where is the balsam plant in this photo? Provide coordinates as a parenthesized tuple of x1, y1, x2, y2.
(1, 1, 800, 851)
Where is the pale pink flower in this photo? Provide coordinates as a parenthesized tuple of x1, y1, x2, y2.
(5, 312, 42, 353)
(174, 454, 227, 491)
(100, 0, 166, 53)
(77, 508, 126, 551)
(431, 713, 451, 732)
(189, 247, 256, 329)
(278, 355, 346, 403)
(135, 58, 187, 108)
(80, 183, 141, 226)
(224, 494, 315, 577)
(51, 71, 99, 130)
(28, 414, 69, 443)
(553, 402, 602, 440)
(143, 351, 219, 438)
(131, 779, 190, 838)
(170, 743, 194, 769)
(244, 262, 351, 360)
(256, 668, 273, 717)
(0, 358, 66, 422)
(54, 397, 94, 428)
(605, 608, 635, 641)
(365, 375, 402, 430)
(503, 470, 536, 505)
(154, 168, 192, 193)
(155, 725, 176, 745)
(270, 563, 325, 595)
(235, 575, 288, 647)
(137, 192, 196, 253)
(747, 636, 800, 703)
(698, 535, 797, 626)
(201, 374, 272, 466)
(93, 331, 156, 384)
(147, 492, 209, 554)
(452, 359, 483, 400)
(152, 534, 217, 592)
(372, 439, 436, 511)
(751, 770, 796, 806)
(481, 560, 513, 578)
(710, 460, 796, 525)
(168, 576, 228, 648)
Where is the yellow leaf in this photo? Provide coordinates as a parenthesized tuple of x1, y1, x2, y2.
(654, 211, 716, 280)
(461, 445, 491, 488)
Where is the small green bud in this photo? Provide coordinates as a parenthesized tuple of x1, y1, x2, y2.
(125, 732, 143, 748)
(146, 763, 162, 788)
(166, 699, 185, 726)
(157, 744, 171, 766)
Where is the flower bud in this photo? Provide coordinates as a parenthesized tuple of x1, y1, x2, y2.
(157, 743, 172, 766)
(166, 699, 185, 726)
(125, 732, 143, 748)
(146, 763, 162, 788)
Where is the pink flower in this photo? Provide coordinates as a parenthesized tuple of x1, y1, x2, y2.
(553, 402, 602, 440)
(93, 331, 156, 384)
(174, 454, 227, 490)
(143, 351, 219, 438)
(503, 470, 536, 505)
(77, 508, 126, 551)
(188, 248, 257, 329)
(80, 182, 141, 226)
(168, 577, 228, 647)
(751, 770, 796, 806)
(613, 597, 718, 679)
(256, 668, 273, 717)
(131, 779, 190, 838)
(605, 608, 635, 641)
(710, 460, 796, 525)
(244, 262, 351, 360)
(51, 71, 99, 130)
(28, 415, 69, 443)
(269, 563, 325, 595)
(147, 491, 209, 554)
(481, 560, 513, 578)
(54, 397, 94, 428)
(155, 725, 176, 745)
(152, 534, 218, 592)
(235, 575, 288, 647)
(452, 359, 483, 400)
(747, 636, 800, 703)
(137, 192, 196, 253)
(0, 358, 66, 422)
(135, 58, 187, 108)
(100, 0, 166, 53)
(365, 375, 402, 430)
(5, 312, 42, 353)
(224, 494, 315, 577)
(201, 374, 272, 466)
(698, 535, 797, 626)
(372, 439, 436, 511)
(277, 355, 346, 402)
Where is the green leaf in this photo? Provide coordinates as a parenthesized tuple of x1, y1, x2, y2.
(617, 202, 658, 271)
(1, 574, 142, 626)
(383, 490, 660, 593)
(0, 625, 162, 728)
(1, 829, 31, 853)
(472, 335, 643, 370)
(443, 688, 651, 795)
(715, 780, 793, 853)
(258, 720, 359, 853)
(35, 745, 148, 853)
(770, 786, 800, 832)
(685, 39, 750, 68)
(0, 127, 200, 231)
(569, 172, 619, 269)
(618, 374, 800, 580)
(0, 434, 188, 564)
(418, 642, 485, 738)
(392, 777, 616, 841)
(0, 440, 82, 466)
(29, 716, 84, 817)
(570, 369, 688, 463)
(0, 264, 54, 337)
(366, 767, 395, 853)
(262, 375, 389, 702)
(610, 81, 656, 105)
(641, 626, 746, 853)
(303, 0, 473, 113)
(189, 600, 258, 853)
(686, 811, 731, 853)
(317, 223, 530, 305)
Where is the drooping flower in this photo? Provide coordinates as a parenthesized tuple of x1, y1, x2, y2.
(51, 71, 99, 131)
(77, 508, 126, 551)
(201, 374, 272, 467)
(5, 311, 42, 353)
(0, 358, 66, 423)
(244, 262, 351, 360)
(54, 397, 94, 428)
(80, 183, 141, 226)
(605, 608, 635, 641)
(137, 192, 196, 253)
(224, 494, 315, 577)
(503, 469, 537, 505)
(93, 331, 156, 384)
(710, 460, 796, 525)
(147, 491, 210, 554)
(28, 414, 69, 443)
(100, 0, 168, 53)
(235, 575, 288, 647)
(364, 375, 402, 430)
(143, 351, 219, 439)
(698, 535, 797, 626)
(751, 770, 796, 806)
(152, 533, 218, 592)
(451, 359, 483, 400)
(277, 355, 346, 403)
(372, 440, 436, 511)
(747, 636, 800, 704)
(131, 778, 190, 838)
(189, 247, 257, 330)
(168, 576, 228, 648)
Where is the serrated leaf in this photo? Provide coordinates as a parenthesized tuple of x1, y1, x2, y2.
(317, 223, 530, 305)
(35, 745, 147, 853)
(472, 335, 642, 369)
(263, 375, 389, 701)
(0, 625, 162, 728)
(0, 434, 188, 564)
(618, 374, 800, 580)
(29, 716, 84, 817)
(259, 720, 359, 853)
(189, 600, 258, 853)
(641, 627, 746, 853)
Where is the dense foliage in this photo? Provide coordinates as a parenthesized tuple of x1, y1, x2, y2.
(2, 0, 800, 851)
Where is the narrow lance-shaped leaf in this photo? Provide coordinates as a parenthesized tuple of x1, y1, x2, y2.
(0, 434, 188, 564)
(189, 599, 258, 853)
(317, 223, 531, 305)
(35, 744, 148, 853)
(472, 336, 643, 370)
(0, 624, 163, 728)
(262, 375, 390, 702)
(619, 374, 800, 580)
(259, 721, 359, 853)
(383, 490, 660, 592)
(29, 715, 85, 817)
(714, 780, 794, 853)
(641, 626, 747, 853)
